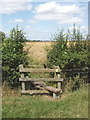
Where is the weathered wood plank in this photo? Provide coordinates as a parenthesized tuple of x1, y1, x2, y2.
(24, 65, 44, 68)
(32, 82, 46, 87)
(21, 90, 49, 94)
(35, 85, 46, 90)
(45, 86, 60, 93)
(19, 68, 60, 73)
(19, 78, 63, 82)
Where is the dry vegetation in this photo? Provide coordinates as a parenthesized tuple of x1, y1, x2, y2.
(24, 41, 54, 64)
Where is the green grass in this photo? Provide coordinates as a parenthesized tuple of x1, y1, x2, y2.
(2, 86, 88, 118)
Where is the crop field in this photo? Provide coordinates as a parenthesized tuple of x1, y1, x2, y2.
(24, 41, 54, 64)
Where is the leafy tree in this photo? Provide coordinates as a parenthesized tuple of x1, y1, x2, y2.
(47, 24, 88, 90)
(2, 26, 28, 86)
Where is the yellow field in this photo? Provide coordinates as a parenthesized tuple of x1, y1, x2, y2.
(24, 41, 54, 64)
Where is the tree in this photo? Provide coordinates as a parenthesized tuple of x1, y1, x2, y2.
(2, 26, 28, 86)
(47, 25, 88, 90)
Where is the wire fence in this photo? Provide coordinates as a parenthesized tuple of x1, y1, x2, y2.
(60, 67, 89, 81)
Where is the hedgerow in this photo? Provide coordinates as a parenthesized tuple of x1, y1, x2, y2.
(46, 25, 89, 91)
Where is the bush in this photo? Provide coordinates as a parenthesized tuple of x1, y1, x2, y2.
(46, 25, 89, 90)
(2, 26, 28, 87)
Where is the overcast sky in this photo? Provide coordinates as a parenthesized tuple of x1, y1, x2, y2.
(0, 0, 88, 40)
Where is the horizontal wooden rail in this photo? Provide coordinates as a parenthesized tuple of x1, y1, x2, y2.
(21, 90, 49, 94)
(19, 78, 63, 82)
(19, 68, 60, 73)
(24, 65, 44, 68)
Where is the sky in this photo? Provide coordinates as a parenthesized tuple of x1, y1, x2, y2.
(0, 0, 89, 40)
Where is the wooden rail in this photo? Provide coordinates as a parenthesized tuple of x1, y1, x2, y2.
(19, 78, 63, 82)
(19, 68, 60, 73)
(19, 64, 63, 99)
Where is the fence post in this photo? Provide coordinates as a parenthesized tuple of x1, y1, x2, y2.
(19, 65, 25, 91)
(53, 92, 60, 99)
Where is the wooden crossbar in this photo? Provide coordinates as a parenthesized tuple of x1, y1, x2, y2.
(24, 65, 44, 68)
(19, 68, 60, 73)
(19, 78, 63, 82)
(32, 82, 46, 87)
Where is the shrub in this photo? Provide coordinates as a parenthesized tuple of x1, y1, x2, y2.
(46, 25, 88, 90)
(2, 26, 28, 87)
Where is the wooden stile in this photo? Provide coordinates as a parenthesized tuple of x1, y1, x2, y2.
(19, 64, 63, 99)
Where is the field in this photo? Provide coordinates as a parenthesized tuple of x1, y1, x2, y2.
(2, 86, 88, 118)
(24, 41, 54, 64)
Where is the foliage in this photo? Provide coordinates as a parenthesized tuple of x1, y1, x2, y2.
(2, 26, 28, 86)
(47, 24, 88, 90)
(0, 31, 6, 42)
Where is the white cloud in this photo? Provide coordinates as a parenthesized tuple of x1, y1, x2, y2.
(35, 1, 81, 14)
(9, 19, 24, 23)
(0, 1, 32, 14)
(34, 1, 84, 24)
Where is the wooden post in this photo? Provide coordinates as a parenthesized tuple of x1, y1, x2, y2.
(53, 93, 57, 99)
(19, 65, 25, 91)
(57, 72, 61, 89)
(53, 93, 60, 99)
(53, 68, 61, 99)
(54, 68, 59, 88)
(57, 82, 61, 90)
(21, 74, 25, 91)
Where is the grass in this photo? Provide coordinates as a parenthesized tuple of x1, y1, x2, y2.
(2, 86, 88, 118)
